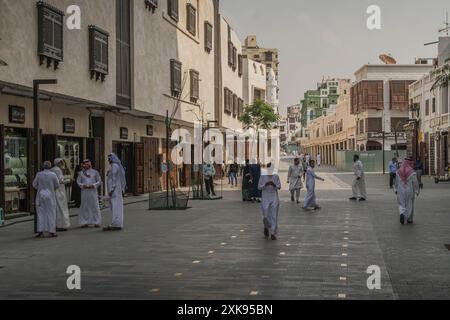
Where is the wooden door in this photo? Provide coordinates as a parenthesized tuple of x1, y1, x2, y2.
(142, 137, 160, 193)
(135, 142, 145, 194)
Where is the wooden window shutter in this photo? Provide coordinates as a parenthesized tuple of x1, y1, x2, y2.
(170, 59, 182, 96)
(228, 42, 233, 67)
(190, 70, 199, 102)
(168, 0, 179, 21)
(204, 22, 213, 53)
(37, 1, 64, 69)
(233, 94, 238, 117)
(238, 54, 243, 77)
(232, 46, 237, 71)
(89, 26, 109, 81)
(186, 4, 196, 36)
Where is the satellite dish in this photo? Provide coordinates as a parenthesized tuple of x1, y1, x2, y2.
(379, 53, 397, 65)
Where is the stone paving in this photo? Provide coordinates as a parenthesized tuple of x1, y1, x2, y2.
(0, 162, 449, 300)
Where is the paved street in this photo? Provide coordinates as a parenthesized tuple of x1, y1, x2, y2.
(1, 161, 450, 300)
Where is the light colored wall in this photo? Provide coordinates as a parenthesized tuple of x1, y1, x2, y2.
(243, 58, 266, 106)
(220, 16, 243, 130)
(0, 0, 116, 106)
(133, 0, 216, 125)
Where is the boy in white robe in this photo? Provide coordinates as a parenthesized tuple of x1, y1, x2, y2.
(287, 158, 303, 204)
(77, 159, 102, 228)
(395, 157, 420, 225)
(350, 155, 367, 201)
(51, 158, 71, 231)
(303, 160, 325, 211)
(104, 153, 126, 231)
(33, 161, 60, 238)
(258, 163, 281, 240)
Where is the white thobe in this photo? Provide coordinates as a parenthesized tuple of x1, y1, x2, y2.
(77, 169, 102, 226)
(352, 160, 367, 199)
(107, 163, 124, 228)
(287, 165, 303, 191)
(51, 166, 71, 229)
(303, 167, 323, 208)
(258, 175, 281, 236)
(395, 173, 420, 221)
(32, 170, 59, 233)
(317, 154, 321, 166)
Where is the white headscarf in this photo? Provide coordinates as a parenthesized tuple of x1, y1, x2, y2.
(109, 153, 126, 190)
(54, 158, 63, 166)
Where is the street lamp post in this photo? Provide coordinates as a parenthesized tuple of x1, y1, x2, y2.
(33, 79, 57, 233)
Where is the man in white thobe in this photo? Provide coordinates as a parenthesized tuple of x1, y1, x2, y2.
(51, 158, 71, 231)
(350, 155, 367, 201)
(395, 157, 420, 225)
(104, 153, 126, 231)
(77, 159, 102, 228)
(287, 158, 303, 204)
(303, 160, 325, 211)
(317, 153, 321, 167)
(33, 161, 60, 238)
(258, 164, 281, 241)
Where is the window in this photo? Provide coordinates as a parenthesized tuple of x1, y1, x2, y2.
(186, 4, 196, 36)
(116, 0, 131, 106)
(425, 99, 430, 116)
(265, 51, 273, 61)
(204, 22, 213, 53)
(232, 46, 237, 71)
(238, 98, 244, 117)
(170, 59, 182, 97)
(144, 0, 158, 13)
(168, 0, 179, 21)
(432, 97, 436, 113)
(228, 42, 234, 67)
(233, 94, 238, 117)
(238, 54, 243, 77)
(89, 26, 109, 82)
(37, 1, 64, 69)
(190, 70, 199, 103)
(224, 88, 232, 114)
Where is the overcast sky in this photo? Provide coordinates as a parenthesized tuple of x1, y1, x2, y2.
(220, 0, 450, 114)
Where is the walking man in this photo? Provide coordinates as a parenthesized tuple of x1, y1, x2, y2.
(51, 158, 71, 231)
(415, 158, 424, 189)
(350, 155, 367, 201)
(303, 160, 325, 211)
(287, 158, 303, 204)
(104, 153, 126, 231)
(33, 161, 60, 238)
(317, 153, 322, 167)
(258, 163, 281, 240)
(395, 157, 420, 225)
(203, 162, 217, 198)
(388, 157, 398, 189)
(77, 159, 102, 228)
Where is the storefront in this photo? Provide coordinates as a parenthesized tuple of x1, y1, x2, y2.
(1, 126, 32, 216)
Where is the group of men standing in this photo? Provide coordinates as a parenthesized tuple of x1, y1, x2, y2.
(32, 153, 126, 238)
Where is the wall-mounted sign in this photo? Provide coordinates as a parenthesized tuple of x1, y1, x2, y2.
(367, 132, 406, 140)
(63, 118, 75, 134)
(147, 125, 154, 136)
(120, 127, 128, 140)
(9, 105, 25, 124)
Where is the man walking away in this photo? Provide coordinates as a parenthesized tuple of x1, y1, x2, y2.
(203, 162, 216, 198)
(350, 155, 367, 201)
(33, 161, 60, 238)
(395, 157, 420, 225)
(104, 153, 126, 231)
(287, 158, 303, 204)
(51, 159, 71, 231)
(317, 153, 322, 167)
(77, 159, 102, 228)
(258, 163, 281, 240)
(415, 159, 424, 189)
(388, 157, 398, 189)
(303, 160, 325, 211)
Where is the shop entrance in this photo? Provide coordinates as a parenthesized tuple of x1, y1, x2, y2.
(1, 126, 32, 216)
(112, 141, 145, 195)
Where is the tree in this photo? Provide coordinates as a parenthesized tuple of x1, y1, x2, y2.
(239, 99, 280, 131)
